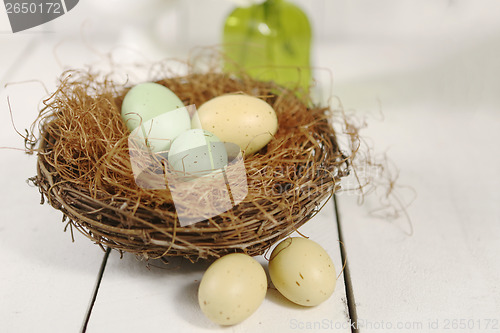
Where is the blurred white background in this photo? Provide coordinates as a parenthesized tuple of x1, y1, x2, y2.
(2, 0, 500, 110)
(2, 0, 500, 53)
(2, 0, 500, 103)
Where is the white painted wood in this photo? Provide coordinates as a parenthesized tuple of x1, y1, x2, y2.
(336, 108, 500, 332)
(0, 151, 106, 333)
(330, 18, 500, 333)
(0, 39, 108, 333)
(0, 36, 36, 84)
(86, 201, 351, 333)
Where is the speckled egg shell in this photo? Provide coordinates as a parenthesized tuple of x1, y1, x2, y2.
(198, 253, 267, 325)
(269, 237, 336, 306)
(192, 94, 278, 156)
(168, 129, 228, 175)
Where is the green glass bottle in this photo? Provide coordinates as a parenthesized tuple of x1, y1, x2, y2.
(223, 0, 312, 93)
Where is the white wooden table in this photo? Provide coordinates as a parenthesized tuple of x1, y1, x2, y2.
(1, 2, 499, 332)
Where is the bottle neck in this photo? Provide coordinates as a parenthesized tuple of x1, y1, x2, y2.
(264, 0, 285, 5)
(262, 0, 285, 20)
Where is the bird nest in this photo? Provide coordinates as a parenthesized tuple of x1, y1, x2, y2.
(28, 69, 350, 261)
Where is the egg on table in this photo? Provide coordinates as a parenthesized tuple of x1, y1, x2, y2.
(121, 82, 190, 152)
(167, 129, 228, 176)
(198, 253, 267, 325)
(268, 237, 336, 306)
(192, 94, 278, 156)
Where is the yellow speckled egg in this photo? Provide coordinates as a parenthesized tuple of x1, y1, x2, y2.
(198, 253, 267, 326)
(192, 94, 278, 156)
(269, 237, 336, 306)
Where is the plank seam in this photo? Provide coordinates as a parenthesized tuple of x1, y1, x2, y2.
(81, 247, 111, 333)
(334, 195, 359, 333)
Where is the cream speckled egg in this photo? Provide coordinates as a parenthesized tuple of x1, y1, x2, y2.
(269, 237, 336, 306)
(198, 253, 267, 326)
(192, 94, 278, 156)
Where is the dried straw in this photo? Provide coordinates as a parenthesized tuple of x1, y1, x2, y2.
(28, 67, 350, 260)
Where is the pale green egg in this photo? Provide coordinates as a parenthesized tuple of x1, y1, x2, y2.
(130, 107, 191, 153)
(168, 129, 228, 175)
(121, 82, 185, 131)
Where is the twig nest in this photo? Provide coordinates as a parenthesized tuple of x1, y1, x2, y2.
(30, 69, 349, 260)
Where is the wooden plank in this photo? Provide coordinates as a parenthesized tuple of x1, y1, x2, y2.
(333, 34, 500, 332)
(0, 39, 108, 333)
(336, 108, 500, 331)
(86, 200, 352, 332)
